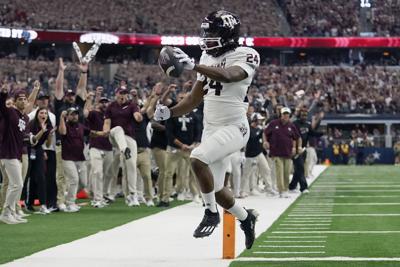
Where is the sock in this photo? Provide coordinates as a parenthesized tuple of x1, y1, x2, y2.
(201, 191, 217, 213)
(228, 203, 248, 221)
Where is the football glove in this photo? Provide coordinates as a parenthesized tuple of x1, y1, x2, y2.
(154, 104, 171, 121)
(173, 47, 195, 70)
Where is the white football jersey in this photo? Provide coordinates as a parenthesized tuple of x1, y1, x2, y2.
(197, 46, 260, 125)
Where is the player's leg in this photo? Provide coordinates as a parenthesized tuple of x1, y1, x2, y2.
(62, 160, 79, 210)
(137, 149, 154, 205)
(55, 145, 67, 210)
(0, 161, 9, 210)
(0, 159, 24, 224)
(89, 148, 103, 204)
(160, 151, 179, 206)
(257, 153, 275, 195)
(124, 136, 138, 206)
(109, 126, 131, 159)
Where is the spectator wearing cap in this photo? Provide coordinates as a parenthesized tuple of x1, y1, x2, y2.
(101, 86, 143, 207)
(28, 91, 58, 210)
(54, 58, 88, 211)
(0, 87, 47, 224)
(0, 80, 41, 219)
(58, 107, 90, 212)
(264, 107, 301, 198)
(241, 113, 276, 198)
(83, 90, 113, 208)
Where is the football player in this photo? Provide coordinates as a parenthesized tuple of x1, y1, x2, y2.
(154, 10, 259, 249)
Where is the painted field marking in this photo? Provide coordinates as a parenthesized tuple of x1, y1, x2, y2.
(289, 214, 400, 217)
(306, 196, 400, 198)
(267, 238, 328, 239)
(273, 231, 400, 234)
(258, 245, 326, 248)
(285, 220, 332, 223)
(236, 257, 400, 262)
(277, 228, 330, 230)
(263, 240, 326, 243)
(279, 224, 331, 226)
(313, 190, 400, 192)
(253, 251, 326, 254)
(298, 203, 400, 206)
(314, 185, 400, 188)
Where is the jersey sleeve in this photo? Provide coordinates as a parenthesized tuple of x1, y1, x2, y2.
(230, 48, 260, 78)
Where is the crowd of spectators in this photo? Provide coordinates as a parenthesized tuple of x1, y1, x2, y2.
(284, 0, 359, 36)
(3, 0, 400, 37)
(1, 57, 399, 115)
(1, 0, 283, 36)
(369, 0, 400, 36)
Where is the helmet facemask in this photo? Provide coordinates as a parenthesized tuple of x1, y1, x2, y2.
(199, 11, 240, 57)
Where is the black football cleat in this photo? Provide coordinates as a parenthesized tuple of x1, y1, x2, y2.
(124, 147, 132, 160)
(193, 209, 220, 238)
(240, 209, 259, 249)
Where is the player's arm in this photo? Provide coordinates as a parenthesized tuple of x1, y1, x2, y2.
(193, 65, 247, 83)
(55, 58, 67, 100)
(102, 118, 111, 134)
(58, 111, 67, 135)
(169, 80, 204, 118)
(76, 63, 88, 101)
(83, 91, 95, 118)
(25, 80, 41, 114)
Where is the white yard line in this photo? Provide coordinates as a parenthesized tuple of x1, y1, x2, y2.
(314, 185, 400, 188)
(263, 240, 326, 243)
(289, 214, 400, 217)
(267, 236, 328, 239)
(273, 231, 400, 234)
(313, 190, 400, 192)
(277, 228, 331, 230)
(298, 203, 400, 206)
(236, 257, 400, 262)
(307, 196, 400, 198)
(258, 245, 325, 248)
(279, 224, 331, 226)
(252, 251, 326, 254)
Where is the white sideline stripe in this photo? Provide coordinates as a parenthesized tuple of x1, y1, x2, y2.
(280, 224, 331, 226)
(236, 257, 400, 262)
(263, 240, 326, 243)
(267, 238, 328, 239)
(289, 214, 400, 217)
(258, 245, 325, 248)
(298, 203, 400, 206)
(253, 251, 326, 254)
(273, 231, 400, 234)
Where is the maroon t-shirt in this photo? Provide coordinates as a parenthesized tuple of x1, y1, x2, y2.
(0, 92, 29, 160)
(105, 101, 139, 139)
(61, 122, 90, 161)
(265, 119, 300, 158)
(86, 110, 112, 151)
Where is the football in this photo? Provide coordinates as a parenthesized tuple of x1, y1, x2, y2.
(158, 46, 184, 78)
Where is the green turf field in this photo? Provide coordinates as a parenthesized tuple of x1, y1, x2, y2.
(231, 165, 400, 267)
(0, 199, 186, 264)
